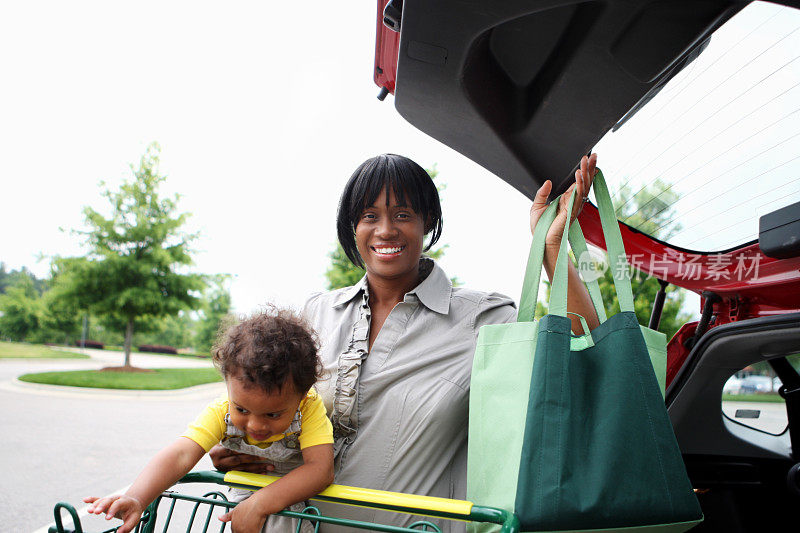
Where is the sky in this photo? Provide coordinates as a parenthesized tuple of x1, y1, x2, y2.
(594, 1, 800, 251)
(0, 1, 532, 315)
(4, 1, 795, 318)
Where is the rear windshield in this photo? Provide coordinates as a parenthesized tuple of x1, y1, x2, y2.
(593, 1, 800, 253)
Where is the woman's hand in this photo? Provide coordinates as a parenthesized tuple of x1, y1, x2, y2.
(208, 444, 275, 474)
(83, 495, 144, 533)
(530, 153, 598, 246)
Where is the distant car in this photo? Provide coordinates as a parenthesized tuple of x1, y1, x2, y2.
(739, 375, 775, 394)
(722, 376, 743, 395)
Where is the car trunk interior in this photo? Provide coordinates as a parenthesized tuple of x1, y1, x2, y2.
(390, 0, 800, 198)
(667, 312, 800, 529)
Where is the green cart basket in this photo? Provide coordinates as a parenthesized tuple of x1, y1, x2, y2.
(49, 470, 520, 533)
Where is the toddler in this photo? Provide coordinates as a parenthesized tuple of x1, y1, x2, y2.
(84, 308, 334, 533)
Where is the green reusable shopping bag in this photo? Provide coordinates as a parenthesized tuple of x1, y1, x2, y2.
(466, 189, 555, 533)
(513, 173, 702, 532)
(467, 171, 697, 532)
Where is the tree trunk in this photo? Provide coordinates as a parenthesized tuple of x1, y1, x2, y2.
(124, 318, 134, 367)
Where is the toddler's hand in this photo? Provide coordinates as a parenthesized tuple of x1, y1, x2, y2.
(219, 494, 269, 533)
(83, 495, 144, 533)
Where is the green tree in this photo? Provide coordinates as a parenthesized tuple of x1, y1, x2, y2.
(324, 165, 459, 290)
(594, 179, 690, 339)
(35, 290, 82, 344)
(194, 276, 233, 353)
(536, 180, 690, 339)
(0, 263, 47, 295)
(127, 312, 190, 349)
(325, 243, 365, 290)
(55, 143, 206, 366)
(0, 275, 42, 341)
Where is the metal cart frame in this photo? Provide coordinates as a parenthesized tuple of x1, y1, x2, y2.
(50, 470, 520, 533)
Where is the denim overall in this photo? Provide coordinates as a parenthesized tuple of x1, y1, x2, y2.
(223, 410, 315, 533)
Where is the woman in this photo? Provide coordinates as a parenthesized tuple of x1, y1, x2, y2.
(211, 153, 600, 531)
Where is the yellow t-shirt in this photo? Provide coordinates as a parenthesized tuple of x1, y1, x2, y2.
(183, 389, 333, 453)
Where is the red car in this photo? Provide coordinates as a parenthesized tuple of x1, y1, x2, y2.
(374, 1, 800, 530)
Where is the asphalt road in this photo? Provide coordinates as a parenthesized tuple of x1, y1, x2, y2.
(0, 349, 226, 532)
(721, 400, 788, 434)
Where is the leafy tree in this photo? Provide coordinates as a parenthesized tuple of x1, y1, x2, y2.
(135, 311, 195, 349)
(0, 275, 42, 341)
(194, 276, 233, 353)
(593, 179, 691, 339)
(55, 143, 206, 366)
(35, 290, 82, 344)
(0, 263, 46, 295)
(325, 243, 365, 291)
(0, 262, 82, 344)
(535, 180, 691, 340)
(324, 165, 460, 290)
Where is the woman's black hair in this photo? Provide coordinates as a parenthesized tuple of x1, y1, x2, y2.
(336, 154, 443, 268)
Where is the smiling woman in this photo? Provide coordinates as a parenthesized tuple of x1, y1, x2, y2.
(209, 152, 600, 532)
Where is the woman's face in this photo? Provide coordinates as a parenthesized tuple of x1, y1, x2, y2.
(355, 187, 426, 287)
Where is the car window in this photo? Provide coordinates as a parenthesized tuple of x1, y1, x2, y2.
(592, 1, 800, 253)
(721, 354, 800, 435)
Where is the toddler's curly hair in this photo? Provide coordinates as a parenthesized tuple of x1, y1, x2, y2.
(212, 307, 322, 394)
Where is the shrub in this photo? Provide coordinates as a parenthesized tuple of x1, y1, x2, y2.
(138, 344, 178, 355)
(74, 340, 104, 349)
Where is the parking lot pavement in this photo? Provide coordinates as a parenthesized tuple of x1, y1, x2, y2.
(55, 346, 216, 369)
(0, 349, 224, 532)
(721, 400, 788, 434)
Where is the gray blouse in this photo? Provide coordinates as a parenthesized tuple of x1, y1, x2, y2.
(303, 259, 516, 531)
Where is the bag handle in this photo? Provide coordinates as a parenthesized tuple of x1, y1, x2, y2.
(548, 188, 578, 317)
(516, 198, 559, 322)
(518, 169, 635, 322)
(550, 170, 635, 317)
(590, 170, 634, 313)
(567, 221, 608, 323)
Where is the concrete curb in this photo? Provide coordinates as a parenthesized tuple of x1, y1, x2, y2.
(2, 377, 225, 401)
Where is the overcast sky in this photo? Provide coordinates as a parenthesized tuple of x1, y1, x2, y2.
(0, 1, 536, 315)
(594, 1, 800, 252)
(4, 2, 794, 318)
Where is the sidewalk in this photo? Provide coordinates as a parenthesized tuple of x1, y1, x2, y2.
(56, 346, 215, 369)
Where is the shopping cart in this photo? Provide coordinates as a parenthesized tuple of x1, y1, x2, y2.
(49, 470, 520, 533)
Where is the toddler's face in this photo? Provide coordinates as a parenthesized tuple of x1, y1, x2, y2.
(226, 376, 305, 442)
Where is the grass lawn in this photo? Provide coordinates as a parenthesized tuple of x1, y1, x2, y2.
(19, 367, 222, 390)
(0, 341, 89, 359)
(722, 393, 784, 403)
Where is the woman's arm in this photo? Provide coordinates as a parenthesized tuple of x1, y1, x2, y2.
(541, 245, 600, 334)
(209, 444, 276, 474)
(84, 437, 206, 533)
(530, 154, 601, 335)
(219, 443, 335, 532)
